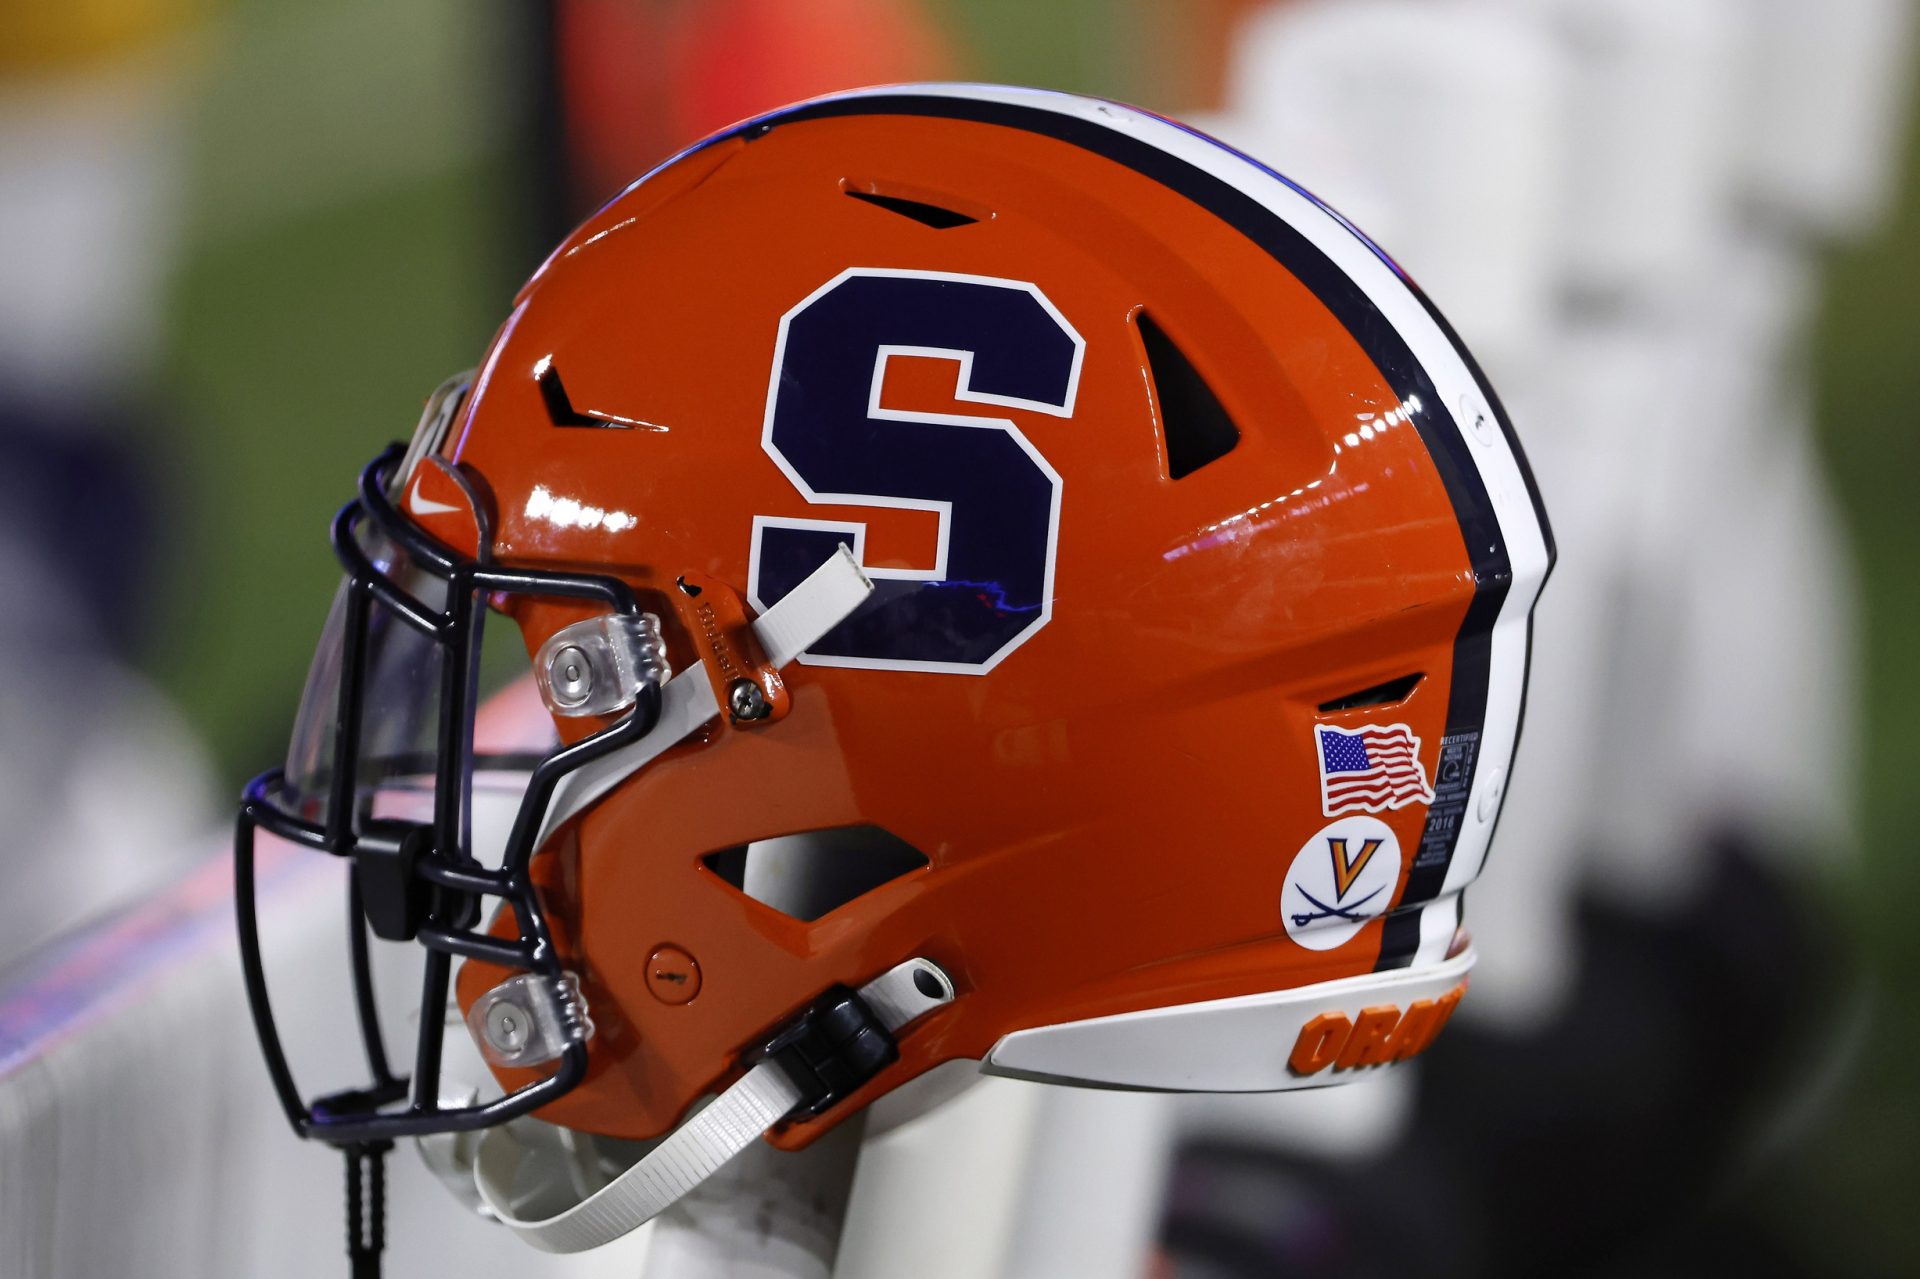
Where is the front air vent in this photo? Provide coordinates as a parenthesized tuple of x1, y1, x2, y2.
(536, 358, 609, 428)
(841, 179, 985, 229)
(703, 825, 930, 921)
(1137, 311, 1240, 479)
(1318, 673, 1425, 713)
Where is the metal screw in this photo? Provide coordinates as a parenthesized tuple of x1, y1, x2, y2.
(484, 999, 531, 1055)
(646, 944, 702, 1004)
(548, 644, 593, 707)
(1461, 393, 1498, 447)
(728, 678, 770, 721)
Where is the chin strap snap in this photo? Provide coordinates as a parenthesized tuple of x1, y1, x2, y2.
(473, 958, 954, 1254)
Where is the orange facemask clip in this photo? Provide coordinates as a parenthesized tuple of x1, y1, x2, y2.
(670, 570, 792, 727)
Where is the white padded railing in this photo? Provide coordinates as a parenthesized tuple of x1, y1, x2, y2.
(0, 839, 653, 1278)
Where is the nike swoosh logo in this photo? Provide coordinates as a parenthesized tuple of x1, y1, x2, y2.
(410, 485, 461, 517)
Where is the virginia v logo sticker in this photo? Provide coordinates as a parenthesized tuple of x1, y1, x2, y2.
(1283, 816, 1402, 952)
(1328, 836, 1383, 900)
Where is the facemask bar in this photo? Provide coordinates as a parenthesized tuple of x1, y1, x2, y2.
(235, 443, 664, 1146)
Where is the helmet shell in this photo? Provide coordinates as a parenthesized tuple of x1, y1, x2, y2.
(446, 85, 1552, 1143)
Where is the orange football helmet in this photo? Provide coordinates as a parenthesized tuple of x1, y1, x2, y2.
(236, 84, 1552, 1253)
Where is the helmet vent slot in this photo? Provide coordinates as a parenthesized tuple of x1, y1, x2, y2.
(841, 180, 982, 229)
(536, 357, 616, 427)
(702, 825, 930, 922)
(1137, 310, 1240, 479)
(1317, 672, 1425, 713)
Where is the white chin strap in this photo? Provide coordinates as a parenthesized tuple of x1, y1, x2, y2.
(474, 959, 954, 1253)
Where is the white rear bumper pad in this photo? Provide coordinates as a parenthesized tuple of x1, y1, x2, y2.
(983, 946, 1474, 1092)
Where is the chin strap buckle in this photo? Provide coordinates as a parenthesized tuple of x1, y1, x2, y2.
(749, 958, 956, 1118)
(751, 986, 900, 1117)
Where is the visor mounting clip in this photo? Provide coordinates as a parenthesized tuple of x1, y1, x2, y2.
(352, 819, 432, 942)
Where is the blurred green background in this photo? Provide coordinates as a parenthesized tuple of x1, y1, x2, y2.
(154, 0, 1190, 770)
(1793, 82, 1920, 1274)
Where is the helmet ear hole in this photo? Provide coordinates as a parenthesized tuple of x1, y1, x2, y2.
(702, 826, 930, 922)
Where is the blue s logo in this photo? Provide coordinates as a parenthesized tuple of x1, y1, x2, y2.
(749, 269, 1083, 672)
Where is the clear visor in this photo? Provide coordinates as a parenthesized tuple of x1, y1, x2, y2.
(282, 526, 451, 823)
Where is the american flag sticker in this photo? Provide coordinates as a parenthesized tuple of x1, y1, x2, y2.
(1315, 723, 1436, 817)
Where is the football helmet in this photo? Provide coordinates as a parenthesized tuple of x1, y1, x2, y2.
(236, 83, 1552, 1252)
